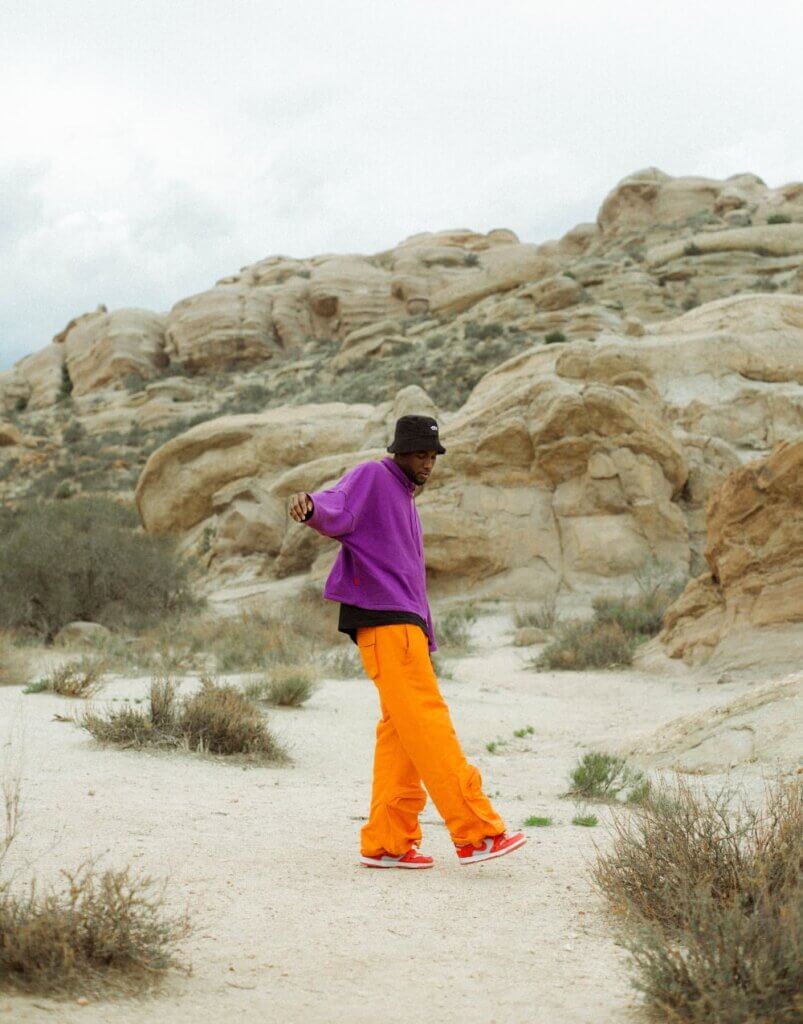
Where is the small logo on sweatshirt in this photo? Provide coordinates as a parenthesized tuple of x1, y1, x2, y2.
(354, 577, 359, 586)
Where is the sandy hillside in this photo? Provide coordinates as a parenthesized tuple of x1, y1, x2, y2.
(0, 607, 773, 1024)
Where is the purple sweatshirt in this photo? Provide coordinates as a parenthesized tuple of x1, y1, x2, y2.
(303, 456, 438, 652)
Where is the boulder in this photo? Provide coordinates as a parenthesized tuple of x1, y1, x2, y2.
(62, 307, 168, 394)
(53, 621, 112, 648)
(658, 438, 803, 671)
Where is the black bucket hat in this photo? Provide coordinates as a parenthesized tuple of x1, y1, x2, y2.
(387, 414, 446, 455)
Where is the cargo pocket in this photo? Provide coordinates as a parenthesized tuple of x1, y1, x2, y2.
(458, 763, 504, 831)
(356, 626, 380, 680)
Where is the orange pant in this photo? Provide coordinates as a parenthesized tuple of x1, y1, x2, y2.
(357, 623, 505, 857)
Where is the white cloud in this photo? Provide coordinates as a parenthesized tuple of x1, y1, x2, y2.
(1, 0, 802, 368)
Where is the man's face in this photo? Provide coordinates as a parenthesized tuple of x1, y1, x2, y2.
(394, 450, 438, 487)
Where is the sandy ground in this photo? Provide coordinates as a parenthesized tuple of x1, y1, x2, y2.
(1, 609, 745, 1024)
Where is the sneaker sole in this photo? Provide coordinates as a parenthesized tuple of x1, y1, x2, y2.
(359, 857, 435, 869)
(458, 834, 528, 865)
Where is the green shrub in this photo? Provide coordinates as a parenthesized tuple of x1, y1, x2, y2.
(534, 619, 633, 670)
(592, 777, 802, 1024)
(572, 814, 598, 827)
(0, 498, 197, 640)
(683, 242, 702, 256)
(766, 212, 791, 225)
(523, 816, 552, 827)
(244, 663, 320, 707)
(62, 420, 85, 444)
(463, 252, 480, 267)
(465, 321, 505, 341)
(566, 752, 649, 803)
(544, 330, 567, 344)
(437, 604, 478, 650)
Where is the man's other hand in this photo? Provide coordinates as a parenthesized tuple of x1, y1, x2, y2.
(288, 492, 314, 522)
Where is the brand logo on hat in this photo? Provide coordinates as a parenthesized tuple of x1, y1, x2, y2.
(430, 425, 437, 430)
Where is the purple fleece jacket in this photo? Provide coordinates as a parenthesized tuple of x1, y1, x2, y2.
(303, 455, 438, 652)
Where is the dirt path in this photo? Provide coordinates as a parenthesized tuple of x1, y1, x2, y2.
(2, 609, 731, 1023)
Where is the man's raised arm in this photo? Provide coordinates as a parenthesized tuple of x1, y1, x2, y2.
(286, 462, 377, 539)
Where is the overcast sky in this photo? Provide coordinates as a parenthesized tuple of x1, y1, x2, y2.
(2, 0, 801, 370)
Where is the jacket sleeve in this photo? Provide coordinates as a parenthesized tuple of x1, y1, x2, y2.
(303, 462, 377, 539)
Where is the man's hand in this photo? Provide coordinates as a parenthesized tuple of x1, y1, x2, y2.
(288, 491, 314, 522)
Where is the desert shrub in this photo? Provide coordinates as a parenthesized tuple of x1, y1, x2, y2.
(437, 603, 478, 650)
(534, 619, 633, 670)
(25, 656, 107, 697)
(463, 252, 480, 267)
(591, 593, 667, 639)
(464, 321, 505, 341)
(0, 633, 30, 686)
(514, 598, 558, 630)
(683, 242, 702, 256)
(320, 646, 362, 679)
(62, 420, 85, 444)
(0, 498, 197, 640)
(592, 777, 802, 1024)
(182, 611, 290, 673)
(566, 752, 649, 804)
(79, 674, 288, 762)
(244, 663, 320, 707)
(0, 859, 190, 996)
(767, 212, 791, 224)
(544, 330, 567, 344)
(123, 371, 147, 393)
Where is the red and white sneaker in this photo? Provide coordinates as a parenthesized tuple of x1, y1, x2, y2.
(456, 831, 527, 865)
(359, 846, 434, 869)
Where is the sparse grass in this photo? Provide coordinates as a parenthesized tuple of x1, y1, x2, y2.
(767, 212, 791, 224)
(523, 816, 552, 827)
(566, 752, 650, 804)
(243, 663, 321, 707)
(683, 242, 702, 256)
(514, 598, 559, 630)
(513, 725, 534, 738)
(591, 776, 802, 1024)
(544, 330, 567, 344)
(572, 814, 598, 827)
(533, 619, 634, 670)
(437, 603, 478, 651)
(485, 738, 508, 754)
(320, 646, 362, 679)
(78, 674, 288, 762)
(24, 656, 107, 698)
(0, 633, 30, 686)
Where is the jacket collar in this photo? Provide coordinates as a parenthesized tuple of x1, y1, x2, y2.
(380, 455, 416, 495)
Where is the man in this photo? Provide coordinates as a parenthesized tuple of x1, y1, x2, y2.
(287, 414, 526, 869)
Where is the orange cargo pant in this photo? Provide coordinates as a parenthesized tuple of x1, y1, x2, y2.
(356, 623, 506, 857)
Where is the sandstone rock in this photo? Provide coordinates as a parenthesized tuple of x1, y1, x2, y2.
(524, 274, 584, 311)
(165, 285, 281, 371)
(658, 438, 803, 671)
(62, 307, 168, 395)
(647, 223, 803, 267)
(514, 626, 549, 646)
(430, 244, 558, 316)
(135, 403, 381, 534)
(0, 369, 31, 415)
(53, 621, 112, 648)
(14, 344, 65, 409)
(0, 423, 25, 447)
(622, 673, 802, 772)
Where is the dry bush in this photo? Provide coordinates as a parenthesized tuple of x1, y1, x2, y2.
(25, 656, 107, 698)
(0, 859, 190, 996)
(181, 676, 287, 757)
(592, 776, 803, 1024)
(0, 633, 30, 687)
(534, 619, 633, 670)
(175, 611, 291, 673)
(513, 598, 559, 631)
(244, 664, 321, 707)
(319, 646, 362, 679)
(277, 584, 340, 647)
(79, 674, 288, 762)
(437, 604, 478, 651)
